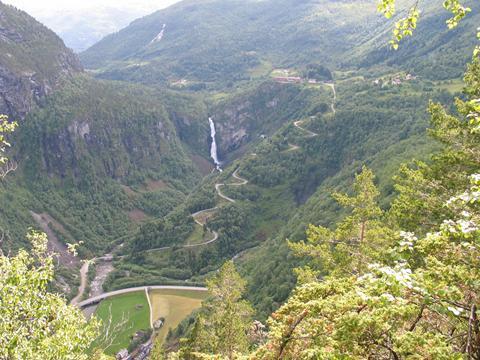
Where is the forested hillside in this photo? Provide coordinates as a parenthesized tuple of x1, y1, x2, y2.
(80, 0, 379, 86)
(114, 70, 454, 318)
(0, 2, 216, 301)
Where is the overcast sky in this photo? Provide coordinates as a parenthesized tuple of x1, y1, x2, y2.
(3, 0, 181, 14)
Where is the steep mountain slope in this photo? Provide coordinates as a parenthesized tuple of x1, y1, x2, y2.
(210, 81, 332, 159)
(2, 0, 476, 320)
(0, 3, 217, 300)
(21, 2, 180, 52)
(0, 1, 82, 119)
(1, 74, 211, 255)
(80, 0, 379, 86)
(80, 0, 479, 88)
(19, 76, 196, 184)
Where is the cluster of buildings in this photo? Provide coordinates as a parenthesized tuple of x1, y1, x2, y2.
(171, 79, 189, 87)
(115, 333, 154, 360)
(373, 73, 417, 86)
(116, 318, 164, 360)
(271, 69, 331, 85)
(272, 69, 304, 84)
(116, 340, 152, 360)
(273, 76, 303, 84)
(272, 76, 322, 84)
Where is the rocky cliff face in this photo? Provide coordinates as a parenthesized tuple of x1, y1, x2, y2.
(18, 76, 198, 187)
(211, 82, 328, 158)
(0, 2, 82, 119)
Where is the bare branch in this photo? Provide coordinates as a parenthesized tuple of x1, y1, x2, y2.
(97, 303, 132, 352)
(466, 304, 477, 358)
(409, 304, 425, 331)
(0, 160, 17, 179)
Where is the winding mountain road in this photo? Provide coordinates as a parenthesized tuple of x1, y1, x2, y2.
(144, 168, 249, 254)
(294, 120, 318, 137)
(75, 169, 250, 309)
(150, 168, 249, 251)
(286, 143, 301, 152)
(215, 169, 249, 203)
(215, 183, 237, 203)
(285, 119, 319, 152)
(191, 207, 219, 227)
(284, 82, 336, 152)
(143, 209, 219, 254)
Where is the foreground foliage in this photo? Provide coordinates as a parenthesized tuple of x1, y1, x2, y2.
(0, 231, 99, 359)
(160, 262, 253, 359)
(379, 0, 476, 50)
(252, 59, 480, 359)
(0, 115, 16, 165)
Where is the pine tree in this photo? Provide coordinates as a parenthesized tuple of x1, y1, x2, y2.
(176, 261, 253, 359)
(289, 166, 394, 277)
(252, 59, 480, 359)
(392, 59, 480, 232)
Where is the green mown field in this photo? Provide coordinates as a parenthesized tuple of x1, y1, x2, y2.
(92, 291, 150, 355)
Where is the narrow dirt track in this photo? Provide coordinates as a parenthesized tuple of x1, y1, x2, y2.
(70, 261, 90, 305)
(326, 82, 336, 114)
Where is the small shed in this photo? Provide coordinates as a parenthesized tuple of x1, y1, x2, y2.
(116, 349, 129, 360)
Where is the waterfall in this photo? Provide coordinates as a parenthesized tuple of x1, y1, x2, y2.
(209, 117, 222, 171)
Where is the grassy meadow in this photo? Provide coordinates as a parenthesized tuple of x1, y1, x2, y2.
(92, 291, 150, 355)
(149, 289, 208, 343)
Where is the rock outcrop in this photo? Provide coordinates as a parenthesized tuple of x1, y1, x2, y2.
(0, 2, 82, 120)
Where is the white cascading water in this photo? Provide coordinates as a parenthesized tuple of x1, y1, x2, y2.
(208, 117, 222, 171)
